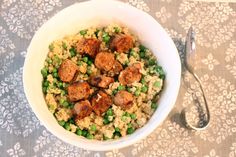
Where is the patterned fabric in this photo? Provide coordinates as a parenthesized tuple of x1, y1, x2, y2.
(0, 0, 235, 156)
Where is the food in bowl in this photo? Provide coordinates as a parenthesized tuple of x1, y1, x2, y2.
(41, 24, 165, 140)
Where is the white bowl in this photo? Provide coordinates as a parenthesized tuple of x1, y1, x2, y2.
(23, 0, 181, 151)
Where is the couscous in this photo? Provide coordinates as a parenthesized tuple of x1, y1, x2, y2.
(41, 24, 165, 140)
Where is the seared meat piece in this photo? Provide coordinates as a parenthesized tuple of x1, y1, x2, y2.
(110, 34, 134, 53)
(118, 63, 142, 85)
(91, 90, 112, 116)
(94, 52, 115, 71)
(76, 38, 101, 58)
(90, 75, 114, 88)
(114, 91, 134, 109)
(58, 59, 78, 82)
(68, 82, 90, 101)
(73, 100, 92, 119)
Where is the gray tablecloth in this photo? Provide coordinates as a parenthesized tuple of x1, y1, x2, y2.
(0, 0, 236, 156)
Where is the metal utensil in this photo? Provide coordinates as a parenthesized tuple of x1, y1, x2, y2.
(181, 26, 210, 130)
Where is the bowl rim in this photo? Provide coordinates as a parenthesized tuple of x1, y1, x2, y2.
(23, 0, 181, 151)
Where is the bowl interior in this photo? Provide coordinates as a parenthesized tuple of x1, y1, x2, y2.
(23, 0, 181, 151)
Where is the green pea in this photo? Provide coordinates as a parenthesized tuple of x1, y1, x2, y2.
(154, 81, 160, 88)
(114, 131, 121, 137)
(53, 55, 61, 64)
(62, 101, 69, 107)
(53, 72, 58, 78)
(77, 61, 83, 66)
(49, 44, 54, 51)
(140, 51, 145, 58)
(148, 59, 156, 65)
(61, 90, 66, 96)
(134, 89, 141, 96)
(46, 58, 52, 64)
(102, 32, 110, 43)
(127, 123, 132, 128)
(76, 128, 82, 136)
(106, 108, 113, 116)
(80, 29, 87, 36)
(127, 127, 135, 134)
(103, 135, 109, 140)
(141, 78, 146, 84)
(115, 127, 120, 132)
(69, 118, 75, 124)
(62, 42, 67, 50)
(82, 56, 88, 63)
(141, 85, 148, 93)
(69, 47, 76, 57)
(84, 74, 89, 79)
(59, 99, 65, 104)
(151, 102, 158, 110)
(43, 81, 49, 87)
(139, 45, 147, 52)
(86, 133, 94, 139)
(64, 122, 71, 131)
(90, 124, 97, 131)
(155, 66, 165, 79)
(82, 130, 88, 137)
(58, 82, 63, 88)
(118, 85, 125, 91)
(130, 113, 136, 119)
(95, 29, 100, 37)
(52, 68, 57, 73)
(103, 118, 110, 125)
(41, 68, 48, 78)
(114, 27, 120, 33)
(68, 103, 74, 109)
(123, 112, 130, 117)
(42, 86, 47, 94)
(127, 87, 132, 93)
(112, 89, 118, 95)
(87, 69, 92, 75)
(130, 49, 136, 57)
(87, 60, 93, 66)
(58, 120, 65, 126)
(121, 116, 127, 122)
(62, 83, 68, 88)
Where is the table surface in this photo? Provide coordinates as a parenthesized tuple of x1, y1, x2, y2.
(0, 0, 236, 156)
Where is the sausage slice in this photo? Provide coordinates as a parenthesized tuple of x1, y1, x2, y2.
(91, 90, 112, 116)
(110, 34, 134, 53)
(73, 100, 92, 119)
(94, 52, 115, 71)
(58, 59, 78, 82)
(118, 63, 142, 85)
(68, 82, 90, 101)
(114, 91, 134, 109)
(90, 75, 114, 88)
(76, 38, 101, 58)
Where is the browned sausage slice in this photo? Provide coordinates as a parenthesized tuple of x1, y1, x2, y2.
(58, 59, 78, 82)
(118, 63, 142, 85)
(76, 38, 101, 58)
(73, 100, 92, 119)
(94, 52, 115, 71)
(68, 82, 90, 102)
(90, 75, 114, 88)
(114, 91, 134, 109)
(110, 34, 134, 53)
(91, 90, 112, 116)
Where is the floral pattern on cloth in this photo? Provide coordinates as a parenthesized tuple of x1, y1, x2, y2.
(0, 0, 235, 156)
